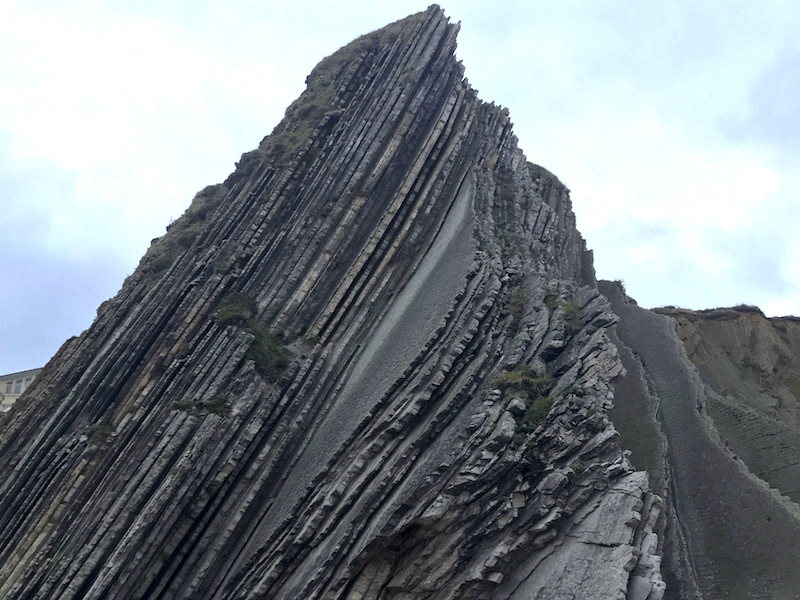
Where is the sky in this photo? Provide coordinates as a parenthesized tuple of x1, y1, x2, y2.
(1, 0, 798, 374)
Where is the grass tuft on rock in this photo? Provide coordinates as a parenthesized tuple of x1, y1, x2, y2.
(509, 286, 526, 333)
(493, 364, 553, 397)
(213, 292, 291, 381)
(494, 365, 556, 434)
(174, 396, 229, 416)
(523, 395, 554, 431)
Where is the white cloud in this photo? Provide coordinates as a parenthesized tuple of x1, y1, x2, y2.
(0, 1, 293, 262)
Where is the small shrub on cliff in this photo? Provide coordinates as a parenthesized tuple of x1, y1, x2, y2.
(213, 292, 291, 381)
(571, 460, 588, 474)
(493, 365, 553, 397)
(526, 161, 565, 188)
(87, 422, 114, 442)
(247, 327, 290, 381)
(563, 299, 581, 330)
(544, 289, 560, 311)
(173, 397, 195, 412)
(174, 396, 229, 416)
(509, 287, 526, 333)
(493, 365, 556, 433)
(523, 395, 554, 431)
(214, 292, 258, 326)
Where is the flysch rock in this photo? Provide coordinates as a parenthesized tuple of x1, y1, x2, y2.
(0, 7, 663, 600)
(601, 280, 800, 600)
(497, 471, 665, 600)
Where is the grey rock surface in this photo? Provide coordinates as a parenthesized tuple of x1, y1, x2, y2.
(0, 7, 662, 600)
(601, 281, 800, 600)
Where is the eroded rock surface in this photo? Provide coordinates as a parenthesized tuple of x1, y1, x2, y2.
(601, 281, 800, 600)
(0, 8, 660, 599)
(658, 305, 800, 506)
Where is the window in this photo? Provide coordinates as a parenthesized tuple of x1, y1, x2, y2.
(14, 380, 22, 394)
(24, 377, 32, 391)
(4, 381, 11, 394)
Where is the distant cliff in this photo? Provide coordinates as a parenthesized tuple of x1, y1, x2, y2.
(0, 6, 797, 600)
(602, 283, 800, 599)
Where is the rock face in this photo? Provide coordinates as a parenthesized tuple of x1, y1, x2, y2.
(601, 282, 800, 600)
(659, 305, 800, 506)
(0, 7, 661, 599)
(9, 5, 797, 600)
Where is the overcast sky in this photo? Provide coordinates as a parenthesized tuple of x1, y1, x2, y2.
(1, 0, 798, 374)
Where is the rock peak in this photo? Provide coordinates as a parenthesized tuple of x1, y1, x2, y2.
(21, 8, 800, 600)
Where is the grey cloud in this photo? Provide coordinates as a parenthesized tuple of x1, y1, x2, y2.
(715, 227, 791, 296)
(0, 245, 126, 374)
(725, 50, 800, 153)
(0, 137, 124, 373)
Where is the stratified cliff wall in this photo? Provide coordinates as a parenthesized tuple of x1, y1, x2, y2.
(601, 282, 800, 600)
(659, 305, 800, 507)
(0, 7, 662, 599)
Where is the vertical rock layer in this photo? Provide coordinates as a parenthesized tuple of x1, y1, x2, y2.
(0, 7, 662, 599)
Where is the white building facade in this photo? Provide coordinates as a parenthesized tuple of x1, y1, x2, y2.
(0, 368, 42, 413)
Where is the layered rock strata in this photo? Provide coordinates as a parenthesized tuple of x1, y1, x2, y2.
(658, 305, 800, 506)
(0, 7, 663, 599)
(601, 281, 800, 600)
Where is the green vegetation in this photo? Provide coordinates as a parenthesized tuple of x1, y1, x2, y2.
(526, 161, 565, 189)
(493, 364, 553, 396)
(523, 395, 554, 430)
(138, 183, 229, 284)
(173, 397, 194, 412)
(543, 288, 581, 330)
(87, 423, 113, 440)
(571, 460, 587, 474)
(256, 11, 423, 164)
(611, 279, 626, 295)
(509, 287, 526, 333)
(544, 289, 560, 311)
(247, 326, 291, 381)
(214, 292, 257, 326)
(213, 292, 291, 381)
(495, 223, 517, 256)
(563, 299, 581, 330)
(174, 396, 229, 416)
(512, 432, 528, 446)
(494, 365, 555, 435)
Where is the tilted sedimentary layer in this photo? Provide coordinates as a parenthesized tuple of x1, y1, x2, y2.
(601, 282, 800, 600)
(0, 7, 665, 599)
(659, 304, 800, 507)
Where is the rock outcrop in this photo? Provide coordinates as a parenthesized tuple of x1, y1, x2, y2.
(601, 282, 800, 600)
(0, 7, 661, 599)
(659, 304, 800, 506)
(26, 5, 800, 599)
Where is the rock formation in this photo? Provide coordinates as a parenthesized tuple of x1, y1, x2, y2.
(602, 282, 800, 600)
(0, 5, 797, 600)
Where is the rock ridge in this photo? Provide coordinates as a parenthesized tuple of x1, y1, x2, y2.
(1, 7, 662, 600)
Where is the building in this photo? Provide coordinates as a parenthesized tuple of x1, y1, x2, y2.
(0, 368, 43, 413)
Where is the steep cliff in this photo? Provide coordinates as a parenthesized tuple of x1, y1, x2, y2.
(0, 7, 698, 600)
(601, 282, 800, 600)
(659, 304, 800, 502)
